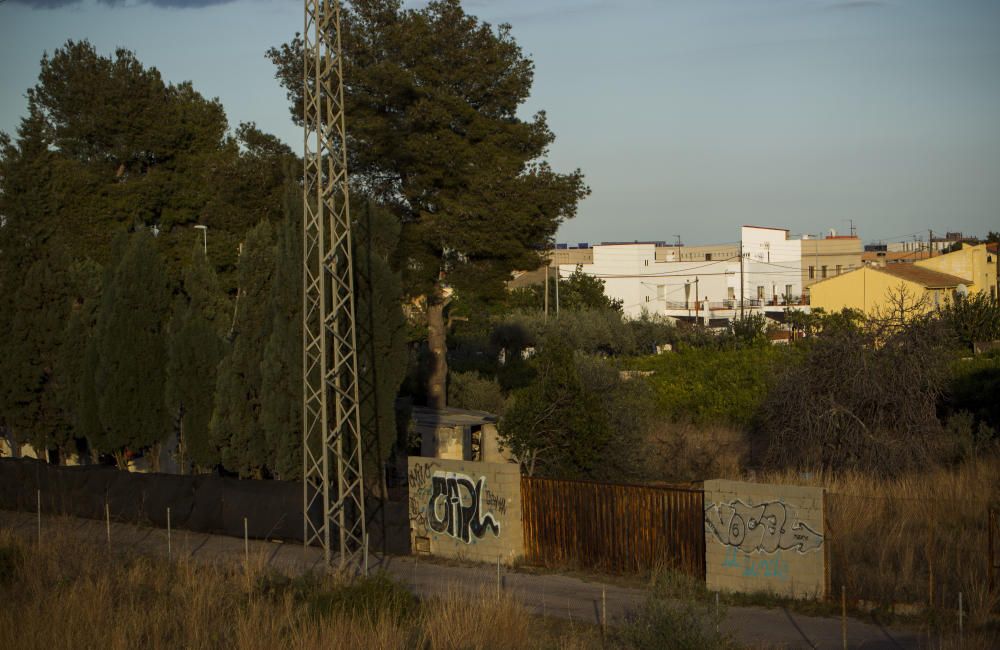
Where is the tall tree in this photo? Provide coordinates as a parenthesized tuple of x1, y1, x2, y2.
(0, 40, 293, 288)
(354, 199, 409, 484)
(268, 0, 588, 408)
(210, 221, 275, 478)
(91, 230, 171, 468)
(55, 259, 103, 460)
(165, 241, 229, 472)
(0, 255, 73, 458)
(260, 183, 304, 480)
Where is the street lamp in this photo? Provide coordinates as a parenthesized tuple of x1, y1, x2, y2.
(193, 224, 208, 255)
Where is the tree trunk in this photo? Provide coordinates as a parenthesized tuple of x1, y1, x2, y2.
(426, 288, 449, 410)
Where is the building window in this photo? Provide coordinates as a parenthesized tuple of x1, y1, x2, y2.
(785, 284, 793, 301)
(821, 266, 827, 279)
(645, 295, 650, 303)
(705, 253, 712, 261)
(808, 266, 815, 279)
(757, 286, 764, 300)
(836, 265, 842, 275)
(644, 259, 649, 266)
(656, 285, 665, 300)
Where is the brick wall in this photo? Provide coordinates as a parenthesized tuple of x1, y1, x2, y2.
(704, 479, 826, 599)
(407, 456, 523, 564)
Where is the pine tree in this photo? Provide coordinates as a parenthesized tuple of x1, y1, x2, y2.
(210, 221, 275, 477)
(165, 241, 228, 472)
(91, 230, 171, 468)
(269, 0, 588, 407)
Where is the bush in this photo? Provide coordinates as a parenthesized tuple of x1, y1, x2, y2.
(629, 346, 789, 429)
(615, 575, 733, 650)
(756, 317, 953, 475)
(447, 370, 508, 415)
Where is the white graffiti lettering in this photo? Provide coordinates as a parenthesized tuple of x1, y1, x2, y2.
(705, 499, 823, 554)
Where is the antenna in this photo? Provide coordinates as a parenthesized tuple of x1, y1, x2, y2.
(302, 0, 367, 573)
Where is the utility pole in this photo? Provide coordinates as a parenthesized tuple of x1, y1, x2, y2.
(554, 265, 559, 318)
(302, 0, 366, 573)
(543, 264, 549, 322)
(928, 229, 934, 257)
(695, 276, 700, 325)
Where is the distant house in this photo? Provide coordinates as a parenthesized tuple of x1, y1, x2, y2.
(810, 263, 968, 317)
(915, 243, 997, 300)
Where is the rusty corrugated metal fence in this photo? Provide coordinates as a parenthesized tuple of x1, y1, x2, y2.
(520, 476, 705, 578)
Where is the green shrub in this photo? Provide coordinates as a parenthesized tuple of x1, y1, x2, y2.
(629, 347, 789, 428)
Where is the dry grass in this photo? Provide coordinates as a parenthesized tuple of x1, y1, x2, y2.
(0, 527, 600, 650)
(751, 457, 1000, 626)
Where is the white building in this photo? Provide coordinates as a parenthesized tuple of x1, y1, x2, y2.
(559, 226, 808, 324)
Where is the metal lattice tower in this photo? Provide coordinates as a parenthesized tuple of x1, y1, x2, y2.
(302, 0, 366, 572)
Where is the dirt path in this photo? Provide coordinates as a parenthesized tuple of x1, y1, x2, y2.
(1, 510, 920, 649)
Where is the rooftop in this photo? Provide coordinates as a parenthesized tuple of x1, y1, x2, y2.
(874, 263, 969, 288)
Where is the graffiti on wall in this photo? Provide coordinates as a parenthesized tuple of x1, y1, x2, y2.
(409, 462, 502, 545)
(408, 461, 439, 538)
(427, 472, 501, 543)
(705, 499, 823, 554)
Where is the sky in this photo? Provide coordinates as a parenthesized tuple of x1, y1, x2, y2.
(1, 0, 998, 245)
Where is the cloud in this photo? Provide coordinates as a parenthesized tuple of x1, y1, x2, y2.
(8, 0, 237, 8)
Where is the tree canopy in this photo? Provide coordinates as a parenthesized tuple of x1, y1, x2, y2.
(268, 0, 588, 406)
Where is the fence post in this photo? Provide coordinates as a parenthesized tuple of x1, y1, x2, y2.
(496, 554, 501, 599)
(841, 585, 847, 650)
(602, 585, 607, 635)
(990, 508, 996, 593)
(36, 489, 41, 548)
(166, 507, 172, 561)
(958, 591, 963, 639)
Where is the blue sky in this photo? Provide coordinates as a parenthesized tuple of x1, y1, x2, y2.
(2, 0, 998, 245)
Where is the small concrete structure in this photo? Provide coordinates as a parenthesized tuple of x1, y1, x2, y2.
(704, 479, 827, 600)
(411, 406, 510, 464)
(407, 456, 523, 564)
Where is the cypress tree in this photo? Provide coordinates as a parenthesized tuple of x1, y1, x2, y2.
(0, 255, 73, 458)
(91, 230, 171, 468)
(55, 259, 103, 461)
(260, 181, 303, 480)
(165, 242, 228, 472)
(210, 221, 275, 477)
(354, 200, 408, 484)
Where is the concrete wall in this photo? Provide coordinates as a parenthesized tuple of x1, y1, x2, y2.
(704, 480, 826, 599)
(407, 456, 523, 564)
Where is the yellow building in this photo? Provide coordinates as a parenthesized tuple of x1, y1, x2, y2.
(914, 243, 997, 300)
(809, 263, 968, 317)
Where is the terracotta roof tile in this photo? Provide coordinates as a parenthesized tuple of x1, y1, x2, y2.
(873, 263, 969, 288)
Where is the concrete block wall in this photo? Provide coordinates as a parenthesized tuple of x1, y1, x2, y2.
(704, 479, 826, 599)
(407, 456, 523, 564)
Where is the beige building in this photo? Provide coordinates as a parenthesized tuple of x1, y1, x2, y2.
(810, 263, 967, 317)
(915, 243, 997, 299)
(800, 236, 863, 298)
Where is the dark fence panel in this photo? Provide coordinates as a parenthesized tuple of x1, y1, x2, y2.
(521, 476, 705, 578)
(0, 458, 303, 542)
